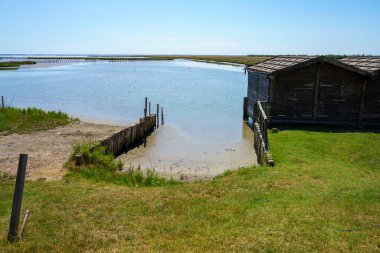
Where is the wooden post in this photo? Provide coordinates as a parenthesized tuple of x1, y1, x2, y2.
(144, 97, 147, 118)
(243, 97, 248, 120)
(1, 96, 4, 108)
(156, 104, 160, 128)
(161, 107, 164, 125)
(19, 210, 30, 239)
(8, 154, 28, 242)
(264, 118, 268, 148)
(359, 80, 367, 124)
(148, 102, 151, 115)
(312, 64, 321, 120)
(75, 153, 83, 166)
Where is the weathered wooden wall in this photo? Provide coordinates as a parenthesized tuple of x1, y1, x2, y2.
(363, 75, 380, 124)
(269, 62, 376, 125)
(247, 72, 270, 118)
(273, 63, 317, 120)
(318, 63, 364, 122)
(100, 115, 156, 157)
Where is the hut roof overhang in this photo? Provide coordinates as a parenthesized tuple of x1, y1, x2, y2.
(246, 56, 380, 77)
(339, 57, 380, 76)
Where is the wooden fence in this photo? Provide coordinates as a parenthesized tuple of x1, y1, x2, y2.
(100, 115, 156, 157)
(253, 101, 274, 166)
(254, 101, 269, 148)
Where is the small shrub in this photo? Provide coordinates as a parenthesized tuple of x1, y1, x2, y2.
(68, 143, 116, 172)
(116, 159, 124, 171)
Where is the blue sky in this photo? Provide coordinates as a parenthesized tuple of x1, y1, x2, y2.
(0, 0, 379, 55)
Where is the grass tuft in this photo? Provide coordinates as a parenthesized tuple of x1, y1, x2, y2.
(0, 107, 72, 135)
(66, 142, 179, 187)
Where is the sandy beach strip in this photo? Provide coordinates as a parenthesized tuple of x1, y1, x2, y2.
(0, 121, 124, 180)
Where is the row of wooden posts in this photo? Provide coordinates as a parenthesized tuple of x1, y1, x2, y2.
(100, 97, 164, 158)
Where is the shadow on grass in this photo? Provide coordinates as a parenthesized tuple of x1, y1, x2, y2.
(269, 123, 380, 133)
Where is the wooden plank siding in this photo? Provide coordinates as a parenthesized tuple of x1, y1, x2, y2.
(273, 63, 318, 120)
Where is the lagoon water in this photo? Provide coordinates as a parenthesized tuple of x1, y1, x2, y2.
(0, 60, 255, 178)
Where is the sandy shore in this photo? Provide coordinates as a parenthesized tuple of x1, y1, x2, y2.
(0, 120, 256, 181)
(0, 122, 123, 180)
(120, 124, 256, 181)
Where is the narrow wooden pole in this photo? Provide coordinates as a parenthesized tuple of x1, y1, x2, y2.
(156, 104, 160, 128)
(8, 154, 28, 242)
(359, 80, 367, 124)
(144, 97, 148, 118)
(19, 210, 30, 239)
(1, 96, 4, 108)
(161, 107, 164, 125)
(148, 102, 151, 115)
(243, 97, 248, 120)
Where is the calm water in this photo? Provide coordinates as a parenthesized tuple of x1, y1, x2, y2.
(0, 60, 247, 142)
(1, 60, 255, 176)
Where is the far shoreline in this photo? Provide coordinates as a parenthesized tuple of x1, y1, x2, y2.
(20, 62, 72, 69)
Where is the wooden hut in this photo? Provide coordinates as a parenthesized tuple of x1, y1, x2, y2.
(245, 56, 380, 126)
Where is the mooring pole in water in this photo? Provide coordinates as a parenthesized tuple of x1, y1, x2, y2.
(8, 154, 28, 242)
(243, 97, 248, 121)
(148, 102, 151, 115)
(144, 97, 148, 118)
(156, 104, 160, 128)
(1, 96, 4, 108)
(161, 107, 164, 125)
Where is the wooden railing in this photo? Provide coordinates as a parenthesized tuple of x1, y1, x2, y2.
(254, 101, 269, 147)
(253, 101, 274, 166)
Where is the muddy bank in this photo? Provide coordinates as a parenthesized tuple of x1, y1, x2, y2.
(0, 120, 256, 181)
(0, 121, 124, 180)
(120, 123, 256, 181)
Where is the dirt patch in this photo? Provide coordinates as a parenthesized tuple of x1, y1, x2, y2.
(0, 121, 124, 180)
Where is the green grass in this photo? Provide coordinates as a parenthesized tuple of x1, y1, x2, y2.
(0, 107, 72, 135)
(0, 127, 379, 252)
(66, 143, 179, 186)
(0, 61, 36, 68)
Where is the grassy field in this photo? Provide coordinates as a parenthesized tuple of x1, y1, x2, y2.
(0, 107, 72, 135)
(0, 127, 379, 252)
(0, 61, 36, 68)
(27, 56, 270, 66)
